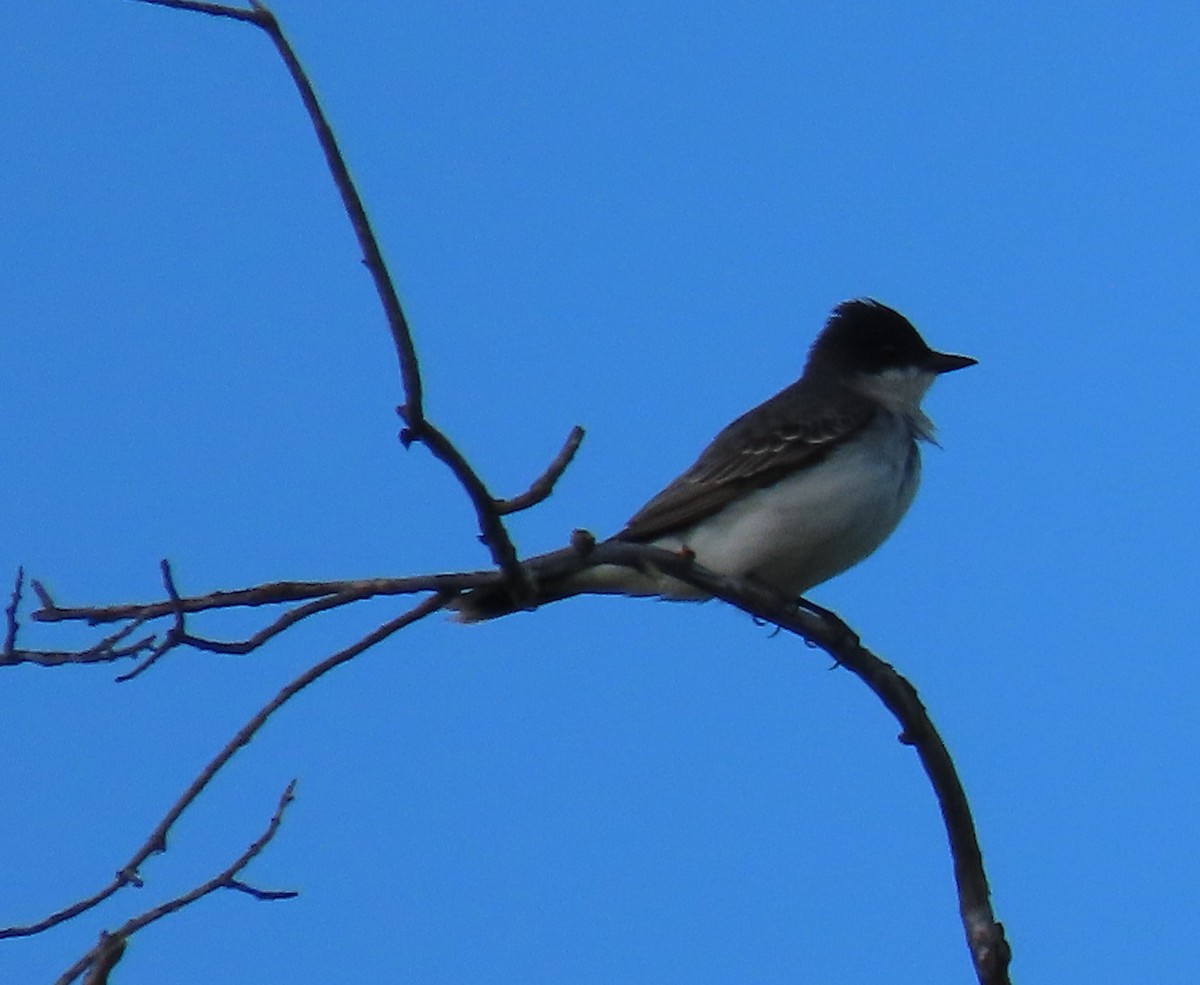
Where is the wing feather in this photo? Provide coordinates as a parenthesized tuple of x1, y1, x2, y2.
(616, 380, 876, 543)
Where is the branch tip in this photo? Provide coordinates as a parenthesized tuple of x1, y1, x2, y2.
(494, 425, 586, 515)
(32, 579, 54, 610)
(225, 879, 299, 901)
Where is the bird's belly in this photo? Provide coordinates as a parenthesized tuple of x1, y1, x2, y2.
(656, 423, 920, 598)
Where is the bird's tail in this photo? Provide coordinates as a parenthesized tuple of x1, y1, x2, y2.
(448, 542, 666, 623)
(449, 579, 580, 623)
(448, 545, 595, 623)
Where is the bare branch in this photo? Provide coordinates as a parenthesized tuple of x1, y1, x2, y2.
(14, 550, 1010, 980)
(113, 560, 187, 682)
(57, 781, 299, 985)
(0, 575, 157, 668)
(224, 879, 297, 902)
(31, 577, 55, 610)
(31, 572, 484, 627)
(177, 589, 367, 655)
(0, 639, 156, 669)
(78, 933, 124, 985)
(576, 541, 1012, 985)
(12, 566, 504, 674)
(495, 426, 586, 515)
(130, 0, 262, 25)
(0, 594, 446, 940)
(3, 567, 21, 656)
(132, 0, 541, 590)
(400, 419, 530, 596)
(12, 522, 1009, 976)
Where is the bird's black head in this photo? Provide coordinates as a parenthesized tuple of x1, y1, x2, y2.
(806, 299, 976, 377)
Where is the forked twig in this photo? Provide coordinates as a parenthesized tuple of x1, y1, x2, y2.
(56, 780, 300, 985)
(130, 0, 570, 600)
(113, 560, 187, 682)
(0, 594, 446, 940)
(22, 568, 493, 673)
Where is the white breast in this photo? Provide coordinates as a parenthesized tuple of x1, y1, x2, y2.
(650, 412, 922, 599)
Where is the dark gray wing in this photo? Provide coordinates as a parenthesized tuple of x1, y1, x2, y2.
(615, 378, 877, 543)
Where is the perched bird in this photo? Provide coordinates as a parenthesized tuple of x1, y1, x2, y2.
(453, 298, 975, 622)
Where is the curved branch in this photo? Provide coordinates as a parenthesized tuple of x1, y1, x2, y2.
(130, 0, 555, 596)
(581, 541, 1012, 985)
(12, 539, 1010, 981)
(495, 426, 586, 515)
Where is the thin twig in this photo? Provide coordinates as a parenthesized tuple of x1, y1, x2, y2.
(0, 594, 446, 939)
(178, 590, 364, 654)
(0, 639, 157, 669)
(31, 578, 55, 610)
(3, 567, 22, 656)
(129, 0, 261, 25)
(404, 420, 529, 594)
(495, 426, 586, 515)
(57, 780, 299, 985)
(17, 568, 495, 674)
(32, 573, 485, 626)
(133, 1, 535, 588)
(246, 2, 425, 421)
(114, 560, 187, 682)
(1, 603, 156, 669)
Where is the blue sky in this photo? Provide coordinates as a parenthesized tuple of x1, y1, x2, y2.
(3, 2, 1199, 982)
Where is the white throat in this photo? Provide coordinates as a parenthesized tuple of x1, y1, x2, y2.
(850, 366, 939, 442)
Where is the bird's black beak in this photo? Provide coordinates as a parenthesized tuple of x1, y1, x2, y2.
(924, 349, 978, 374)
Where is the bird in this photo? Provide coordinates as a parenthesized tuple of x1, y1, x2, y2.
(452, 298, 976, 622)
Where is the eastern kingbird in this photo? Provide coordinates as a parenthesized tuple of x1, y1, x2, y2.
(453, 298, 975, 622)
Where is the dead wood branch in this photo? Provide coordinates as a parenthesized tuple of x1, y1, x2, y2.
(56, 781, 299, 985)
(0, 594, 446, 940)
